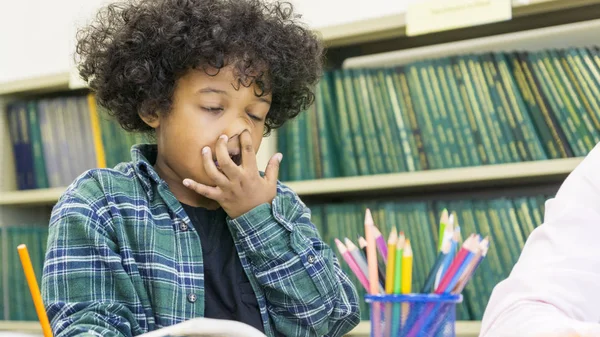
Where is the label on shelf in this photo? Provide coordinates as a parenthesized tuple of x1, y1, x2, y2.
(406, 0, 512, 36)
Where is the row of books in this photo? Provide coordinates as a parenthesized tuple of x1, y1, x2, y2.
(0, 193, 547, 322)
(279, 47, 600, 181)
(0, 225, 48, 321)
(309, 194, 549, 320)
(6, 94, 149, 190)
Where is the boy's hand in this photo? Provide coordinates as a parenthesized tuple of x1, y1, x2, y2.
(183, 131, 282, 219)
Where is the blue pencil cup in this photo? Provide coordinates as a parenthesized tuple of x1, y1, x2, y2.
(365, 294, 463, 337)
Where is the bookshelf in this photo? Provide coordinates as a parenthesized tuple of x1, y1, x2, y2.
(0, 0, 598, 329)
(0, 157, 582, 206)
(318, 0, 600, 47)
(2, 0, 599, 96)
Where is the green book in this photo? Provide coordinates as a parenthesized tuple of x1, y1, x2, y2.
(387, 68, 424, 170)
(441, 59, 481, 166)
(543, 50, 599, 150)
(569, 49, 600, 133)
(379, 69, 418, 171)
(303, 104, 317, 180)
(353, 69, 385, 174)
(343, 70, 370, 175)
(451, 56, 492, 165)
(332, 70, 359, 177)
(277, 127, 288, 181)
(434, 59, 472, 166)
(512, 52, 573, 158)
(286, 116, 302, 181)
(366, 69, 402, 173)
(528, 52, 588, 156)
(415, 61, 460, 168)
(406, 63, 443, 169)
(462, 55, 506, 164)
(26, 101, 49, 188)
(479, 54, 522, 162)
(493, 53, 548, 161)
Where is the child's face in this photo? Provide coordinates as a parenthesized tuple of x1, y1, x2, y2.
(149, 65, 271, 189)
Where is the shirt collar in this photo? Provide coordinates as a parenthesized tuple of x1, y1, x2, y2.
(131, 143, 166, 200)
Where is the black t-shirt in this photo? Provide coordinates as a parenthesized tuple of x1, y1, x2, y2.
(181, 203, 264, 333)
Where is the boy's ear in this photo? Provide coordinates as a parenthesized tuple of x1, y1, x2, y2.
(138, 111, 160, 129)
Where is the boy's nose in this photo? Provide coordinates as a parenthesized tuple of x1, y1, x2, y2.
(226, 133, 242, 155)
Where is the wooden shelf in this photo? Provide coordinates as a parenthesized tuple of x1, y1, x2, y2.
(317, 0, 600, 47)
(0, 321, 41, 333)
(0, 72, 71, 96)
(0, 158, 582, 205)
(347, 320, 481, 337)
(0, 187, 66, 206)
(343, 16, 600, 69)
(286, 157, 582, 197)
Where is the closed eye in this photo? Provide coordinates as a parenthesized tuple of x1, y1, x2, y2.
(247, 113, 264, 122)
(202, 106, 224, 113)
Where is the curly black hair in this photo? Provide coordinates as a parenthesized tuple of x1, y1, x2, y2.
(76, 0, 324, 135)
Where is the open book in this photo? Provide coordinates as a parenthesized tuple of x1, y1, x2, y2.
(137, 317, 268, 337)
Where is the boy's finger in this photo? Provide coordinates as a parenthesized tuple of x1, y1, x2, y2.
(201, 146, 229, 186)
(265, 153, 282, 182)
(240, 130, 257, 170)
(182, 179, 222, 201)
(215, 134, 240, 179)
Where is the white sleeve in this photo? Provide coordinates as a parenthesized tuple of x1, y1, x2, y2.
(480, 143, 600, 337)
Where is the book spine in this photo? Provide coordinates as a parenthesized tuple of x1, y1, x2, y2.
(515, 52, 572, 157)
(332, 70, 359, 176)
(27, 100, 49, 188)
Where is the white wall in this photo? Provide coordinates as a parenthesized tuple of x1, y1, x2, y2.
(0, 0, 111, 84)
(0, 0, 416, 85)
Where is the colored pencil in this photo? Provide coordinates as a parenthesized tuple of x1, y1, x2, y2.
(441, 236, 479, 293)
(421, 239, 451, 293)
(392, 233, 405, 294)
(390, 233, 405, 337)
(434, 225, 459, 289)
(401, 239, 413, 294)
(359, 237, 385, 288)
(345, 238, 369, 282)
(435, 235, 478, 294)
(335, 239, 370, 290)
(18, 245, 53, 337)
(372, 225, 388, 264)
(365, 209, 381, 337)
(437, 209, 449, 252)
(453, 237, 489, 294)
(384, 228, 398, 294)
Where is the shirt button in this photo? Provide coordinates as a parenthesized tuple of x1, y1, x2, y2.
(187, 293, 197, 303)
(179, 223, 188, 231)
(307, 254, 316, 264)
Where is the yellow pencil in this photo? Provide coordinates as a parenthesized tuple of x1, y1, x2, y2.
(401, 239, 413, 294)
(392, 233, 405, 294)
(438, 209, 449, 252)
(17, 244, 53, 337)
(384, 228, 398, 294)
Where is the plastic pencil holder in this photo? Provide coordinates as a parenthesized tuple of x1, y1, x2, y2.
(365, 293, 463, 337)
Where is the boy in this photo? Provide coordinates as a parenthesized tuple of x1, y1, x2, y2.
(41, 0, 360, 336)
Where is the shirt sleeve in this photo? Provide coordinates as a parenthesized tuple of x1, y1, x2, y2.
(42, 182, 143, 337)
(226, 182, 361, 337)
(480, 143, 600, 337)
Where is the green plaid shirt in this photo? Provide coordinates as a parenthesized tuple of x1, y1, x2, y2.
(42, 144, 360, 337)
